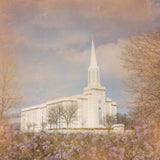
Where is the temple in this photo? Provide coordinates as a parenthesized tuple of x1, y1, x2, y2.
(21, 39, 117, 131)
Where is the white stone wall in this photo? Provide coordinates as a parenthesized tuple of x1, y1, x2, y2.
(21, 94, 117, 132)
(78, 99, 87, 128)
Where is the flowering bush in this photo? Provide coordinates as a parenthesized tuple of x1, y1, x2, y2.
(0, 125, 159, 160)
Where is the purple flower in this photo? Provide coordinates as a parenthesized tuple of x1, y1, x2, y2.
(20, 145, 25, 151)
(76, 134, 82, 140)
(92, 137, 97, 143)
(136, 132, 142, 139)
(147, 151, 154, 157)
(144, 129, 149, 136)
(107, 140, 112, 146)
(9, 152, 17, 158)
(62, 152, 68, 159)
(8, 146, 12, 151)
(69, 148, 74, 155)
(14, 130, 21, 137)
(119, 154, 124, 160)
(43, 144, 49, 151)
(34, 143, 38, 149)
(55, 154, 59, 159)
(6, 133, 11, 140)
(48, 156, 54, 160)
(64, 134, 70, 139)
(61, 141, 65, 145)
(135, 126, 141, 132)
(76, 145, 82, 152)
(33, 135, 37, 139)
(80, 141, 84, 145)
(109, 152, 117, 158)
(111, 147, 117, 152)
(130, 139, 137, 144)
(40, 134, 46, 139)
(142, 124, 148, 129)
(122, 136, 128, 142)
(27, 143, 33, 150)
(5, 126, 10, 131)
(119, 148, 125, 153)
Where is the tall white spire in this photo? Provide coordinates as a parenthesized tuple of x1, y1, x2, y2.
(88, 37, 101, 88)
(90, 38, 98, 68)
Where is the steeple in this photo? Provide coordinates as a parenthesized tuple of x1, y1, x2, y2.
(88, 38, 101, 88)
(83, 38, 106, 94)
(90, 37, 98, 67)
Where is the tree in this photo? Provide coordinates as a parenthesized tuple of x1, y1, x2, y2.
(122, 33, 160, 126)
(0, 52, 21, 124)
(41, 122, 47, 131)
(32, 123, 37, 132)
(81, 118, 87, 128)
(103, 114, 116, 129)
(47, 105, 64, 129)
(117, 113, 133, 129)
(63, 103, 78, 128)
(26, 123, 32, 132)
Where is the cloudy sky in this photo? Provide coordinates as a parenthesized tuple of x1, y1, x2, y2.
(0, 0, 160, 113)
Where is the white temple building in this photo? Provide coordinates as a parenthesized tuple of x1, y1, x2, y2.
(21, 39, 117, 131)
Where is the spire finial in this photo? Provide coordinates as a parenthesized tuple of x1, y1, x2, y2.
(87, 38, 101, 88)
(92, 34, 94, 40)
(89, 37, 98, 67)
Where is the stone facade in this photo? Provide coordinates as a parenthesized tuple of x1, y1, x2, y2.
(21, 39, 117, 132)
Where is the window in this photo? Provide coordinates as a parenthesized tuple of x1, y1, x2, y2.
(98, 107, 102, 124)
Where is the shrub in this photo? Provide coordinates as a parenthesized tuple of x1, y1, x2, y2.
(0, 125, 159, 160)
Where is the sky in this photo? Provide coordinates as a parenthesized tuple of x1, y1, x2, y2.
(0, 0, 160, 114)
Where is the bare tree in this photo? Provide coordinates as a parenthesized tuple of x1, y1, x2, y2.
(81, 118, 87, 128)
(0, 52, 21, 124)
(41, 122, 47, 131)
(122, 33, 160, 126)
(63, 103, 78, 128)
(103, 114, 116, 129)
(117, 113, 133, 129)
(48, 118, 52, 129)
(47, 105, 64, 129)
(32, 123, 37, 132)
(26, 123, 32, 132)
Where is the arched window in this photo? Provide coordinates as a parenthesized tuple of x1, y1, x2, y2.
(98, 107, 102, 124)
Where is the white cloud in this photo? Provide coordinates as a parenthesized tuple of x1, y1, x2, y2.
(60, 38, 128, 79)
(97, 39, 128, 79)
